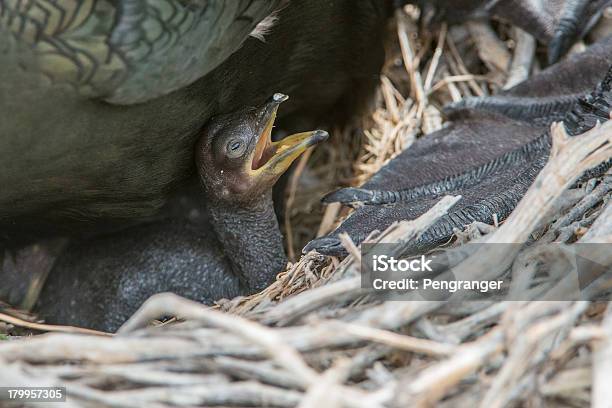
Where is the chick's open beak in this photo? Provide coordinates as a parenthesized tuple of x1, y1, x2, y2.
(250, 93, 328, 177)
(263, 129, 329, 175)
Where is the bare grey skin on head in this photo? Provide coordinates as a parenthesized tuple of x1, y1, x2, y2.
(306, 37, 612, 256)
(35, 95, 328, 332)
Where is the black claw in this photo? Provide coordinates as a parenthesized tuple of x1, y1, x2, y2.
(303, 236, 347, 256)
(548, 27, 575, 65)
(548, 0, 594, 64)
(321, 188, 374, 206)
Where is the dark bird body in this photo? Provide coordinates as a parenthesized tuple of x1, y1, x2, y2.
(307, 37, 612, 256)
(37, 215, 243, 332)
(0, 0, 389, 240)
(34, 95, 329, 332)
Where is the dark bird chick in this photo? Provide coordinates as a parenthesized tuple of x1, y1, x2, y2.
(35, 94, 328, 332)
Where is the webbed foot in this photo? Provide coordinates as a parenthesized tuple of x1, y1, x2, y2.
(306, 53, 612, 257)
(487, 0, 611, 63)
(306, 152, 545, 256)
(418, 0, 611, 63)
(446, 36, 612, 123)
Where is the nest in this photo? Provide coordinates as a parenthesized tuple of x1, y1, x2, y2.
(1, 7, 612, 408)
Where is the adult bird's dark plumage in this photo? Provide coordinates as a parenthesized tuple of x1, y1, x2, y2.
(0, 0, 390, 241)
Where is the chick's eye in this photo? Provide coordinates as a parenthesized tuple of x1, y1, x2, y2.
(226, 138, 245, 158)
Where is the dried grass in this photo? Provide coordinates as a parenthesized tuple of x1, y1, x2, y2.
(1, 7, 612, 408)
